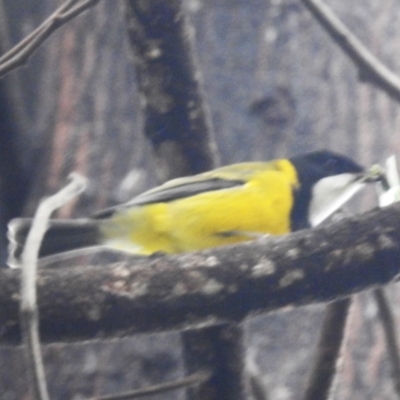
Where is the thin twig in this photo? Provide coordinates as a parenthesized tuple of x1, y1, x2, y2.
(300, 0, 400, 102)
(19, 173, 87, 400)
(0, 0, 101, 79)
(57, 0, 100, 20)
(0, 0, 79, 64)
(92, 370, 211, 400)
(374, 288, 400, 397)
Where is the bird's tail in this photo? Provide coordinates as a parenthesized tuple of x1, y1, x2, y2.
(7, 218, 101, 267)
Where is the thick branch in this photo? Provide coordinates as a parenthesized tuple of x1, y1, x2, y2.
(123, 0, 219, 180)
(1, 203, 400, 343)
(300, 0, 400, 102)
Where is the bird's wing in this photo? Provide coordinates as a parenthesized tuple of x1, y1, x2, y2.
(93, 162, 276, 219)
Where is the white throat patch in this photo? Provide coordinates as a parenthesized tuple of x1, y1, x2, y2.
(309, 173, 365, 227)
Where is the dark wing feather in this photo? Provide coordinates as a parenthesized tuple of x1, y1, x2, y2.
(92, 161, 278, 220)
(93, 177, 244, 219)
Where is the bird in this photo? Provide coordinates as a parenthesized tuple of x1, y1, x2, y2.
(8, 150, 379, 265)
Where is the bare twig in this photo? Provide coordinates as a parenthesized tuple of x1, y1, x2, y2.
(0, 0, 101, 79)
(0, 0, 79, 64)
(92, 370, 211, 400)
(300, 0, 400, 102)
(374, 288, 400, 397)
(19, 173, 86, 400)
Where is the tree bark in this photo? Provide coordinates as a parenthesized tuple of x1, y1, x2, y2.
(1, 203, 400, 343)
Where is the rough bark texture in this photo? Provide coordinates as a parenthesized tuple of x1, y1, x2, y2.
(1, 203, 400, 343)
(124, 0, 218, 181)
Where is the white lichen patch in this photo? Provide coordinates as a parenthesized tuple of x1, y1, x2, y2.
(111, 280, 127, 290)
(253, 233, 271, 242)
(146, 46, 162, 59)
(353, 243, 375, 263)
(112, 265, 130, 278)
(251, 258, 276, 278)
(286, 248, 300, 259)
(325, 249, 344, 271)
(172, 282, 187, 296)
(377, 234, 396, 250)
(279, 269, 304, 288)
(187, 270, 206, 282)
(203, 256, 220, 267)
(180, 254, 207, 269)
(129, 281, 149, 298)
(329, 249, 343, 259)
(201, 279, 224, 295)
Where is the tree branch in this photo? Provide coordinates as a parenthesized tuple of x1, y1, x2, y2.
(19, 173, 86, 400)
(300, 0, 400, 102)
(0, 0, 101, 79)
(92, 370, 211, 400)
(123, 0, 219, 180)
(302, 298, 351, 400)
(1, 202, 400, 343)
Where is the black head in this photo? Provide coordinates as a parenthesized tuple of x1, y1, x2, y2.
(289, 150, 364, 231)
(290, 150, 364, 187)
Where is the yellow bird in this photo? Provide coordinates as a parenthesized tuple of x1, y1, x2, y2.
(8, 150, 376, 264)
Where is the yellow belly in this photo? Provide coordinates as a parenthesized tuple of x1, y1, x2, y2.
(100, 167, 295, 254)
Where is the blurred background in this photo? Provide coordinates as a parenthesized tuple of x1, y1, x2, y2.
(1, 0, 400, 398)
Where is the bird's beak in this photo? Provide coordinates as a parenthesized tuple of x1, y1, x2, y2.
(360, 164, 388, 185)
